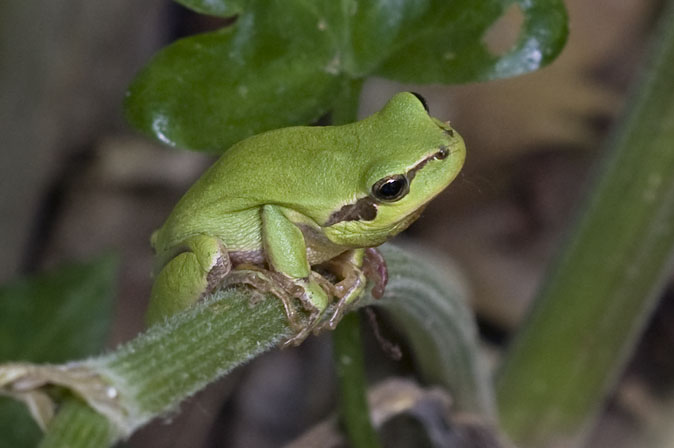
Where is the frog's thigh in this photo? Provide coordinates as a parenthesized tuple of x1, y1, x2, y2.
(146, 235, 230, 326)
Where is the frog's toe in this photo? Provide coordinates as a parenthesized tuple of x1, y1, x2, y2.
(363, 247, 388, 299)
(281, 325, 314, 348)
(223, 269, 304, 330)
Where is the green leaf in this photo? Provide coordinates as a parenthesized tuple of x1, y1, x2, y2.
(373, 0, 568, 83)
(125, 1, 346, 152)
(174, 0, 249, 17)
(125, 0, 567, 152)
(38, 399, 117, 448)
(0, 399, 42, 448)
(0, 255, 118, 448)
(0, 255, 118, 362)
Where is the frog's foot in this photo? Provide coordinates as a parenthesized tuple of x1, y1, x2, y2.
(222, 267, 328, 347)
(363, 247, 388, 299)
(222, 267, 303, 331)
(275, 274, 330, 347)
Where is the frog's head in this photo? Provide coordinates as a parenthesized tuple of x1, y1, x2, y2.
(323, 92, 465, 247)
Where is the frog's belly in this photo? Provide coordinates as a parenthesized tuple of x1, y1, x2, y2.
(212, 208, 264, 252)
(299, 224, 349, 265)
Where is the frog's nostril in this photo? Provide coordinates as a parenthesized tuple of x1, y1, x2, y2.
(435, 146, 449, 160)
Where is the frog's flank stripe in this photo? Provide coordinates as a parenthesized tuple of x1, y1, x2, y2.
(324, 196, 378, 226)
(324, 145, 451, 227)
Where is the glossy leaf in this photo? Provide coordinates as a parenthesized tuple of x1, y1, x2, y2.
(126, 0, 567, 151)
(174, 0, 249, 17)
(126, 1, 346, 152)
(373, 0, 568, 82)
(0, 255, 118, 448)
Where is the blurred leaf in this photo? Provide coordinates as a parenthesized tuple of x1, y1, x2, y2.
(373, 245, 495, 416)
(0, 255, 118, 448)
(0, 399, 42, 448)
(125, 0, 567, 152)
(0, 255, 118, 362)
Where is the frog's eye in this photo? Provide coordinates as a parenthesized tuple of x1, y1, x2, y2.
(372, 175, 409, 202)
(410, 92, 429, 113)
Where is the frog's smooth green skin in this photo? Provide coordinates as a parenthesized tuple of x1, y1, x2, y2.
(147, 92, 466, 346)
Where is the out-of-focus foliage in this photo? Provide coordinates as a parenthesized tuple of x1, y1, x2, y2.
(0, 256, 118, 448)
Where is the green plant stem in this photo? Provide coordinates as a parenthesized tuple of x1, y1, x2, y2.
(38, 398, 116, 448)
(28, 245, 486, 446)
(372, 247, 496, 417)
(38, 289, 293, 444)
(330, 77, 382, 448)
(497, 2, 674, 446)
(333, 312, 381, 448)
(96, 289, 292, 432)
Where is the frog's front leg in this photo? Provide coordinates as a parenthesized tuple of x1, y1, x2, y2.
(262, 205, 330, 346)
(146, 235, 230, 325)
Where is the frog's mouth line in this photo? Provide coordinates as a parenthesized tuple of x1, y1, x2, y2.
(323, 145, 451, 227)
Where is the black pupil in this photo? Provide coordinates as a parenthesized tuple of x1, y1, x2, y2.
(380, 178, 404, 198)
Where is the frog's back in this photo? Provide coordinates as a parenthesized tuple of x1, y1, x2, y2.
(153, 125, 362, 253)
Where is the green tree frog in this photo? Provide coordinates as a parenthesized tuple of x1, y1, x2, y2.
(147, 92, 465, 345)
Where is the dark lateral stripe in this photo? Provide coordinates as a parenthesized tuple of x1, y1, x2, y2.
(324, 196, 378, 226)
(324, 145, 450, 227)
(407, 145, 449, 182)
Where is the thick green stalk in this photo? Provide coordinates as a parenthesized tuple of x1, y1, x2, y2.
(38, 398, 116, 448)
(497, 2, 674, 446)
(26, 244, 485, 445)
(333, 312, 382, 448)
(34, 289, 293, 444)
(95, 289, 292, 431)
(330, 77, 382, 448)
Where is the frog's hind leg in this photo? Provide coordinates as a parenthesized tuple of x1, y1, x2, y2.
(222, 266, 333, 347)
(146, 235, 230, 326)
